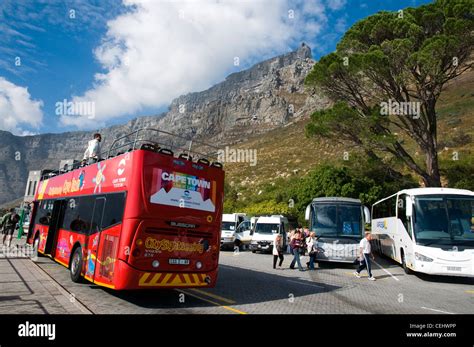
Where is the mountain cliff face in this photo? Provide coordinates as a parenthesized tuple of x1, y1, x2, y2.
(0, 43, 330, 204)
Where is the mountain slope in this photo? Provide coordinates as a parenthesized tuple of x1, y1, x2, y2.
(0, 43, 329, 204)
(222, 68, 474, 202)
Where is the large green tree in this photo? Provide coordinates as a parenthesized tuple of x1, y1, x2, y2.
(305, 0, 473, 187)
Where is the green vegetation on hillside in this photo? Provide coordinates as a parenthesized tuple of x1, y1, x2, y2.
(223, 0, 473, 221)
(305, 0, 474, 187)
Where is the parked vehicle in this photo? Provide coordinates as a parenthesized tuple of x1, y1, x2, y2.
(221, 213, 250, 249)
(371, 188, 474, 277)
(250, 215, 289, 253)
(305, 197, 370, 263)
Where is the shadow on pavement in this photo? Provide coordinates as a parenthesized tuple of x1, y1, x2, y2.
(103, 264, 342, 310)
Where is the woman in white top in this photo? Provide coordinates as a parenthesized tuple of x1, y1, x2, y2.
(273, 234, 284, 269)
(305, 232, 318, 270)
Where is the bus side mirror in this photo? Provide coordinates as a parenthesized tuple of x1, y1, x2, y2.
(305, 204, 310, 221)
(363, 206, 371, 224)
(406, 197, 413, 217)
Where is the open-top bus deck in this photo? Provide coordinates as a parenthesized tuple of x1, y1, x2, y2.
(27, 128, 225, 290)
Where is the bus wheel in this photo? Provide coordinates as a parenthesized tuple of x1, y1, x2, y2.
(70, 247, 84, 283)
(234, 239, 242, 250)
(251, 250, 256, 253)
(401, 250, 412, 275)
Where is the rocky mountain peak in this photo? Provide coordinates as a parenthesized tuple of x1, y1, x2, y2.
(0, 44, 330, 205)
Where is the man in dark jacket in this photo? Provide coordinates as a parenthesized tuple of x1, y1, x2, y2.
(2, 208, 20, 247)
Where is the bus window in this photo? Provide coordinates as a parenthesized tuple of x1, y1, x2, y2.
(62, 197, 94, 234)
(101, 193, 126, 229)
(90, 198, 105, 234)
(35, 200, 53, 226)
(397, 195, 409, 235)
(338, 205, 361, 236)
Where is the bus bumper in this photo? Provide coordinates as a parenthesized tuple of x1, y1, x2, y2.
(412, 260, 474, 277)
(112, 260, 218, 290)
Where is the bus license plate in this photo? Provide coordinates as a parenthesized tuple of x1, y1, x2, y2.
(447, 266, 461, 272)
(169, 259, 190, 265)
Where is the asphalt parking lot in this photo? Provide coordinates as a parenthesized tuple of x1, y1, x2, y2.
(3, 247, 471, 315)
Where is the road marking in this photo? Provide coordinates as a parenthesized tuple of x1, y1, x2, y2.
(188, 288, 236, 304)
(421, 307, 455, 315)
(372, 260, 399, 281)
(345, 271, 367, 277)
(287, 279, 325, 288)
(465, 290, 474, 294)
(177, 289, 246, 315)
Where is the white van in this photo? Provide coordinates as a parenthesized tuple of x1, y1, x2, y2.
(250, 215, 289, 253)
(221, 213, 251, 249)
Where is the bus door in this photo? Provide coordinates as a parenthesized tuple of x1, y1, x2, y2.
(44, 200, 66, 255)
(87, 197, 105, 282)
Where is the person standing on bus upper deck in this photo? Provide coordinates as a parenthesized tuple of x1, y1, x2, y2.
(354, 231, 376, 281)
(82, 133, 102, 164)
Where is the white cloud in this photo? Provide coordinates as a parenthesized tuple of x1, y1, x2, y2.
(62, 0, 328, 128)
(326, 0, 346, 11)
(0, 77, 43, 135)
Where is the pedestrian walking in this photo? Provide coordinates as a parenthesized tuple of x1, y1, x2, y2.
(354, 231, 376, 280)
(1, 208, 20, 248)
(273, 234, 284, 269)
(287, 229, 295, 254)
(289, 230, 304, 271)
(306, 232, 318, 270)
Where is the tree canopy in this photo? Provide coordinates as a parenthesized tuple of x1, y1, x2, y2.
(305, 0, 473, 187)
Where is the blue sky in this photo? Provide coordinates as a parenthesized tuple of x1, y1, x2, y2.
(0, 0, 433, 136)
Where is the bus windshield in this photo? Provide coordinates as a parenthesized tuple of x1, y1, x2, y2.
(311, 204, 362, 238)
(221, 222, 236, 231)
(413, 195, 474, 247)
(255, 223, 279, 234)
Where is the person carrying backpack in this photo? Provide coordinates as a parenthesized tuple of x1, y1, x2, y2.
(2, 208, 20, 247)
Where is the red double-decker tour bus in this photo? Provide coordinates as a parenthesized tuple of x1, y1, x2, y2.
(27, 128, 224, 290)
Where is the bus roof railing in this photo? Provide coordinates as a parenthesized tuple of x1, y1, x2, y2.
(39, 128, 223, 181)
(106, 127, 221, 162)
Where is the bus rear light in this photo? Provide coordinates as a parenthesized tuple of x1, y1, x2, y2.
(196, 261, 202, 269)
(152, 260, 160, 268)
(136, 239, 143, 246)
(132, 249, 141, 257)
(204, 276, 211, 284)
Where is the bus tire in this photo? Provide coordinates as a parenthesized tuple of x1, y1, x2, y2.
(251, 250, 256, 253)
(401, 249, 412, 275)
(70, 246, 84, 283)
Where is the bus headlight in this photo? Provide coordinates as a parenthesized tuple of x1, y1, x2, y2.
(415, 252, 433, 262)
(152, 260, 160, 268)
(196, 261, 202, 269)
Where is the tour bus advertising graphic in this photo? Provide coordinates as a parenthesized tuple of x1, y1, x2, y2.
(150, 169, 217, 212)
(27, 148, 225, 290)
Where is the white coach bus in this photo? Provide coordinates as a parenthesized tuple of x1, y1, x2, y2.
(371, 188, 474, 277)
(305, 197, 371, 263)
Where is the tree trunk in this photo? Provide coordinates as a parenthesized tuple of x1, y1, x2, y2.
(423, 98, 442, 187)
(424, 145, 441, 187)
